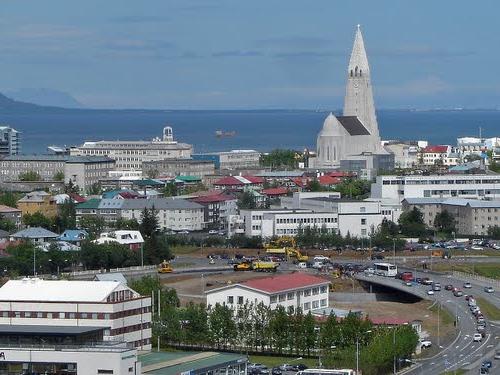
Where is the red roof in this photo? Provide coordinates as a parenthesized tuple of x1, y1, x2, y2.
(318, 175, 341, 186)
(241, 273, 329, 293)
(291, 177, 311, 188)
(68, 193, 86, 204)
(423, 145, 449, 153)
(262, 187, 288, 196)
(244, 175, 264, 184)
(191, 194, 236, 203)
(326, 171, 352, 178)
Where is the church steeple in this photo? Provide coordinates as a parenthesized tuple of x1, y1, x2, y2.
(343, 25, 379, 139)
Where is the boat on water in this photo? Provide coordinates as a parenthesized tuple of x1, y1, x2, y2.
(215, 130, 236, 138)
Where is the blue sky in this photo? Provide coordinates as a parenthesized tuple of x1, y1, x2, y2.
(0, 0, 497, 109)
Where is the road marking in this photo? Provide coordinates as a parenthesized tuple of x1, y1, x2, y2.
(487, 344, 494, 348)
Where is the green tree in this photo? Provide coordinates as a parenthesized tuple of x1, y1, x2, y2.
(320, 312, 340, 349)
(78, 216, 105, 239)
(333, 179, 371, 199)
(237, 191, 257, 209)
(163, 182, 178, 197)
(80, 241, 139, 270)
(53, 171, 65, 181)
(434, 209, 456, 234)
(235, 301, 254, 351)
(88, 183, 102, 195)
(23, 212, 53, 230)
(0, 191, 19, 208)
(139, 207, 159, 238)
(487, 225, 500, 240)
(307, 179, 323, 192)
(18, 171, 41, 181)
(251, 302, 271, 351)
(398, 207, 427, 237)
(143, 235, 172, 265)
(181, 302, 210, 345)
(0, 215, 16, 232)
(269, 305, 289, 353)
(260, 149, 301, 169)
(303, 311, 317, 356)
(208, 303, 237, 349)
(113, 217, 140, 230)
(53, 199, 76, 233)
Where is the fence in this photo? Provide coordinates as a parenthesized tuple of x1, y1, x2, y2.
(69, 265, 157, 280)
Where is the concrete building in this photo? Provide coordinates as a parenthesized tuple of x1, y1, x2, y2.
(190, 193, 238, 228)
(314, 26, 391, 173)
(64, 156, 116, 192)
(192, 149, 260, 170)
(17, 191, 58, 218)
(0, 126, 21, 156)
(0, 204, 22, 229)
(70, 126, 193, 170)
(206, 273, 330, 314)
(142, 158, 215, 179)
(339, 152, 395, 179)
(95, 230, 144, 250)
(402, 197, 500, 236)
(383, 142, 419, 169)
(0, 325, 140, 374)
(420, 145, 453, 166)
(0, 278, 152, 349)
(371, 174, 500, 202)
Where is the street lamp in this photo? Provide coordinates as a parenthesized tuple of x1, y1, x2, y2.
(356, 330, 372, 374)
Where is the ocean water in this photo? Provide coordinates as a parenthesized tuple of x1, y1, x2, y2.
(0, 109, 498, 154)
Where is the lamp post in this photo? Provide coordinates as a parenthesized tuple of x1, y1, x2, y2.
(356, 330, 372, 374)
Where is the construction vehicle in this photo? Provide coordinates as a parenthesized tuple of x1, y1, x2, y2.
(233, 262, 252, 271)
(252, 261, 279, 272)
(157, 260, 173, 273)
(265, 236, 309, 262)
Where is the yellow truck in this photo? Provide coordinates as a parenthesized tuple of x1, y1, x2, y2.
(157, 260, 173, 273)
(252, 261, 279, 272)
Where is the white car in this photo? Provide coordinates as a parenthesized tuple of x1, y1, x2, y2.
(420, 340, 432, 348)
(427, 290, 435, 295)
(473, 333, 483, 342)
(208, 230, 219, 235)
(463, 282, 472, 289)
(296, 262, 307, 269)
(484, 286, 495, 293)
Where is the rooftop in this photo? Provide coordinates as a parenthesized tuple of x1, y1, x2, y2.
(0, 204, 21, 213)
(0, 278, 133, 302)
(423, 145, 449, 153)
(11, 227, 59, 239)
(240, 272, 329, 294)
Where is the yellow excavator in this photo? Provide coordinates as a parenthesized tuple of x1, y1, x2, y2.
(158, 260, 173, 273)
(265, 236, 309, 262)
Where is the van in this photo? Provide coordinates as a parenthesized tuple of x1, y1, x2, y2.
(296, 262, 307, 269)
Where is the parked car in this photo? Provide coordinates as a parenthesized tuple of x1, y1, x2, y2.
(420, 340, 432, 348)
(484, 286, 495, 293)
(445, 284, 454, 291)
(463, 282, 472, 289)
(473, 333, 483, 342)
(453, 290, 464, 297)
(293, 364, 308, 371)
(271, 368, 282, 375)
(278, 364, 295, 372)
(208, 230, 219, 235)
(480, 367, 489, 374)
(427, 290, 435, 295)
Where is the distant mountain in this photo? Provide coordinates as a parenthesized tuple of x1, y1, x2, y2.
(5, 88, 83, 108)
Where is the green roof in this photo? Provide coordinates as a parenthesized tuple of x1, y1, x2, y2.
(76, 198, 101, 209)
(140, 351, 246, 375)
(175, 175, 202, 182)
(134, 179, 165, 187)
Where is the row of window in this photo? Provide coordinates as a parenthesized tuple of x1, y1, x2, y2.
(111, 322, 150, 336)
(276, 217, 337, 224)
(1, 306, 150, 320)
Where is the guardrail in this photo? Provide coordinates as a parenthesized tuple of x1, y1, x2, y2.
(452, 270, 500, 288)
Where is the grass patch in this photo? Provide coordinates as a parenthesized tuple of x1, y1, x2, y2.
(429, 303, 455, 326)
(432, 263, 500, 280)
(249, 355, 318, 369)
(172, 245, 199, 255)
(440, 370, 466, 375)
(475, 296, 500, 320)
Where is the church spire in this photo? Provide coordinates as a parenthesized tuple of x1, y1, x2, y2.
(343, 25, 380, 139)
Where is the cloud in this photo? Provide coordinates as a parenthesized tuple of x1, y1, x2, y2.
(212, 50, 263, 58)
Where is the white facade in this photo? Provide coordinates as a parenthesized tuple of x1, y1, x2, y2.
(0, 279, 152, 350)
(0, 344, 139, 374)
(371, 174, 500, 202)
(0, 126, 21, 156)
(206, 274, 330, 313)
(70, 127, 193, 170)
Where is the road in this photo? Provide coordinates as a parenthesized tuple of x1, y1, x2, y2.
(357, 271, 500, 374)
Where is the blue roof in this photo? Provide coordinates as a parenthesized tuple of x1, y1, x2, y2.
(57, 229, 88, 242)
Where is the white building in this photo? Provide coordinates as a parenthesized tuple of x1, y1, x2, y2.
(206, 273, 330, 314)
(70, 126, 193, 170)
(371, 174, 500, 202)
(0, 126, 21, 156)
(95, 230, 144, 251)
(0, 278, 152, 350)
(0, 325, 140, 374)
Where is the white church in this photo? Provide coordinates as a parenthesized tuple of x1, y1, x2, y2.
(312, 26, 393, 177)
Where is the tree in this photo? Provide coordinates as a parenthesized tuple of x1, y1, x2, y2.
(18, 171, 41, 181)
(237, 191, 256, 210)
(398, 207, 427, 237)
(434, 209, 456, 234)
(146, 169, 159, 179)
(64, 180, 80, 194)
(163, 182, 178, 197)
(80, 241, 139, 270)
(78, 216, 106, 239)
(208, 303, 237, 349)
(303, 312, 317, 356)
(87, 183, 101, 195)
(0, 215, 16, 232)
(251, 302, 271, 351)
(139, 207, 159, 238)
(320, 312, 340, 350)
(269, 305, 289, 353)
(333, 179, 371, 199)
(260, 149, 301, 169)
(143, 235, 172, 265)
(181, 302, 209, 345)
(23, 212, 53, 230)
(53, 171, 65, 181)
(0, 191, 19, 208)
(307, 179, 323, 192)
(53, 199, 76, 233)
(113, 217, 139, 230)
(487, 225, 500, 240)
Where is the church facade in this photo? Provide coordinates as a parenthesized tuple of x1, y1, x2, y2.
(315, 25, 392, 174)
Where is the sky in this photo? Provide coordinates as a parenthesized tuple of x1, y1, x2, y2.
(0, 0, 498, 109)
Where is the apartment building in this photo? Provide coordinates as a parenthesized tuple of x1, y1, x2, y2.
(419, 145, 451, 166)
(70, 127, 192, 170)
(402, 197, 500, 235)
(64, 156, 116, 192)
(142, 158, 215, 178)
(371, 174, 500, 202)
(0, 126, 21, 156)
(0, 278, 152, 350)
(206, 273, 330, 314)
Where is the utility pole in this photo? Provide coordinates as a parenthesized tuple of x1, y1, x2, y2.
(437, 302, 441, 348)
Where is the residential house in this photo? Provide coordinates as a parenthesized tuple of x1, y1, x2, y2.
(17, 191, 58, 218)
(10, 227, 59, 244)
(95, 230, 144, 251)
(0, 205, 22, 229)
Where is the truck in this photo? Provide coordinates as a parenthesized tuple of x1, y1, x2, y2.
(401, 271, 413, 282)
(158, 260, 173, 273)
(252, 261, 279, 272)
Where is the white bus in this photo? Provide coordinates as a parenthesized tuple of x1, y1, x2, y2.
(297, 370, 355, 375)
(374, 262, 398, 277)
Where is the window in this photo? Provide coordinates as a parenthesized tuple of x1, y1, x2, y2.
(287, 292, 294, 300)
(312, 287, 319, 295)
(47, 312, 53, 319)
(270, 296, 277, 303)
(237, 296, 244, 305)
(361, 218, 367, 225)
(59, 312, 65, 319)
(279, 294, 286, 302)
(312, 301, 319, 309)
(304, 289, 311, 297)
(69, 313, 76, 319)
(320, 286, 327, 293)
(227, 296, 234, 304)
(98, 371, 114, 374)
(320, 299, 327, 307)
(304, 302, 311, 310)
